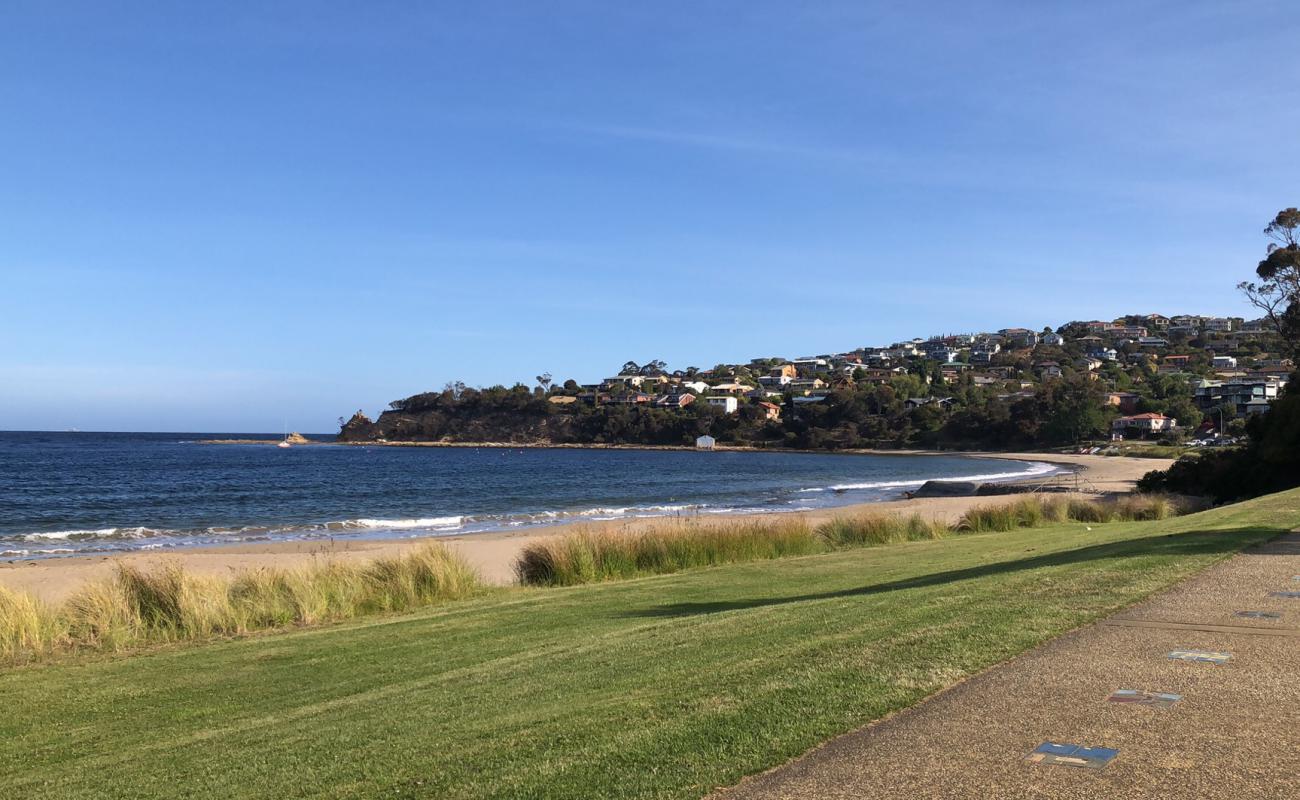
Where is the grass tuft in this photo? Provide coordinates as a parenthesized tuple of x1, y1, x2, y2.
(515, 519, 822, 586)
(0, 585, 62, 662)
(2, 543, 482, 664)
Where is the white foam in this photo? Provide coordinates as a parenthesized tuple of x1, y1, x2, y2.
(22, 527, 156, 542)
(798, 461, 1059, 493)
(352, 516, 464, 530)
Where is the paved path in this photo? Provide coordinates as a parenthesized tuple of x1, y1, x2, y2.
(716, 533, 1300, 799)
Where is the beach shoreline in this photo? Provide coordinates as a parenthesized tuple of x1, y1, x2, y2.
(0, 452, 1167, 604)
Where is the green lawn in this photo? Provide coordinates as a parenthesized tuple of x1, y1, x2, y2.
(3, 490, 1298, 799)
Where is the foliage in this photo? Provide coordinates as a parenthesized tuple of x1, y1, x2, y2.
(1239, 207, 1300, 359)
(1139, 385, 1300, 501)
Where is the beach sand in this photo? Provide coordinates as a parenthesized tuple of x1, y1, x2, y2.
(0, 452, 1168, 604)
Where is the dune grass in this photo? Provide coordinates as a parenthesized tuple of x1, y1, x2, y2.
(0, 489, 1295, 799)
(514, 518, 822, 586)
(2, 495, 1199, 660)
(1, 543, 481, 663)
(516, 494, 1192, 586)
(956, 492, 1184, 532)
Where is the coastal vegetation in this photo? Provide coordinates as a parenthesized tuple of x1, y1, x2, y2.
(513, 493, 1191, 586)
(0, 543, 480, 664)
(1, 490, 1296, 799)
(0, 494, 1195, 663)
(1140, 208, 1300, 501)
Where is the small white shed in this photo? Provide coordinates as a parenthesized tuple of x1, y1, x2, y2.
(695, 435, 716, 450)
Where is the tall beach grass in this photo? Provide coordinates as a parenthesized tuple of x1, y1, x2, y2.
(514, 519, 823, 586)
(1, 543, 481, 665)
(517, 493, 1193, 586)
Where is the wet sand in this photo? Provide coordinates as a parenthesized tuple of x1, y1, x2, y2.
(0, 452, 1168, 604)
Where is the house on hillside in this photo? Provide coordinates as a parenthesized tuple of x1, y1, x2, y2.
(1111, 413, 1176, 437)
(789, 378, 827, 394)
(758, 374, 792, 389)
(1000, 328, 1039, 348)
(1105, 391, 1140, 415)
(706, 396, 739, 414)
(654, 393, 695, 409)
(695, 435, 716, 450)
(1035, 361, 1063, 380)
(1194, 379, 1285, 415)
(757, 401, 782, 421)
(904, 396, 956, 411)
(708, 382, 753, 395)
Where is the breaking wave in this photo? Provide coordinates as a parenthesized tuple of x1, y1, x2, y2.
(796, 460, 1059, 493)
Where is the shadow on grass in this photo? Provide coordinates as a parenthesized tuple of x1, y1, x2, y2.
(625, 528, 1283, 619)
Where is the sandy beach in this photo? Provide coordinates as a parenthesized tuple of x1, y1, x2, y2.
(0, 452, 1168, 604)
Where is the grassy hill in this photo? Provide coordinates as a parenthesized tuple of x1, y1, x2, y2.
(3, 490, 1297, 799)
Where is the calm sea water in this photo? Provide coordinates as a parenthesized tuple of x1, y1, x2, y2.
(0, 432, 1060, 558)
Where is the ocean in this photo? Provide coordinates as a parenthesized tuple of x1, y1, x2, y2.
(0, 432, 1060, 558)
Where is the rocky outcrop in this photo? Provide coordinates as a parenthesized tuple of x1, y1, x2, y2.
(912, 480, 980, 497)
(338, 411, 377, 442)
(335, 407, 575, 444)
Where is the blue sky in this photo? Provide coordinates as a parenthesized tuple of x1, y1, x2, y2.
(3, 1, 1298, 432)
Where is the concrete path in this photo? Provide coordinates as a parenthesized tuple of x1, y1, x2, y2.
(716, 533, 1300, 799)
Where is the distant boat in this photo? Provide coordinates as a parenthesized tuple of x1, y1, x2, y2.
(277, 438, 292, 449)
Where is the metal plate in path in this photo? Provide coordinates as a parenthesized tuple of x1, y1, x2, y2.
(1106, 689, 1182, 708)
(1167, 649, 1231, 664)
(1270, 591, 1300, 598)
(1235, 610, 1281, 619)
(1026, 742, 1118, 770)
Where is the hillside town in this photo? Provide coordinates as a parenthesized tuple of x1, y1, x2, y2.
(562, 313, 1288, 441)
(341, 312, 1291, 451)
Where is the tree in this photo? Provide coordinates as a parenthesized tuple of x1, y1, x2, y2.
(1238, 208, 1300, 358)
(535, 372, 553, 393)
(1040, 376, 1110, 445)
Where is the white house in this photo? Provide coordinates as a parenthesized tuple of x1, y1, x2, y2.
(1212, 356, 1238, 369)
(695, 435, 716, 450)
(680, 381, 709, 394)
(1111, 413, 1177, 435)
(706, 396, 739, 414)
